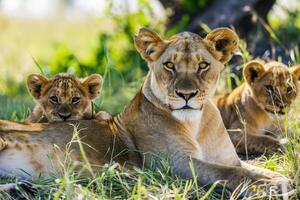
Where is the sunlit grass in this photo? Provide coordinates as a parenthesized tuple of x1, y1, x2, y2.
(0, 95, 33, 121)
(0, 125, 298, 199)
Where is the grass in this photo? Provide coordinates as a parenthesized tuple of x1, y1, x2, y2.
(0, 163, 221, 199)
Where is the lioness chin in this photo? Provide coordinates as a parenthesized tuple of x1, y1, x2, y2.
(215, 60, 300, 155)
(0, 28, 291, 196)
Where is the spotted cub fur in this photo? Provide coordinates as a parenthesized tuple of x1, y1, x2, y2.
(26, 73, 111, 122)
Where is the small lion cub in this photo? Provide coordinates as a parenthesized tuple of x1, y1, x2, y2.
(215, 60, 300, 155)
(26, 73, 111, 122)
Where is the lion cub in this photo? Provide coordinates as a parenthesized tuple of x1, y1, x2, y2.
(26, 73, 111, 122)
(215, 60, 300, 155)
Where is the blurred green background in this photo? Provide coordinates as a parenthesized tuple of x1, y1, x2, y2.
(0, 0, 299, 121)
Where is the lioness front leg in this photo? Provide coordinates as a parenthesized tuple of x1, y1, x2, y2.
(170, 152, 288, 194)
(241, 161, 289, 182)
(230, 131, 282, 155)
(172, 153, 267, 190)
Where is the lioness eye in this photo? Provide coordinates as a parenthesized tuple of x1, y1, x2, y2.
(72, 97, 80, 104)
(50, 96, 59, 103)
(163, 61, 175, 71)
(198, 61, 209, 70)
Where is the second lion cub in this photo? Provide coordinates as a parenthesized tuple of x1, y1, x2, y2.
(26, 73, 111, 122)
(215, 60, 300, 155)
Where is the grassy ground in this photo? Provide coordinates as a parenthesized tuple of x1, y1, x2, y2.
(0, 16, 299, 200)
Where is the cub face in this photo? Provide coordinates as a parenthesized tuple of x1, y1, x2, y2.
(27, 73, 103, 122)
(244, 61, 300, 115)
(134, 28, 239, 113)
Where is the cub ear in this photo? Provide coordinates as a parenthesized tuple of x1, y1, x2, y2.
(204, 28, 239, 64)
(82, 74, 103, 100)
(27, 74, 49, 99)
(134, 28, 168, 62)
(290, 65, 300, 81)
(243, 61, 265, 84)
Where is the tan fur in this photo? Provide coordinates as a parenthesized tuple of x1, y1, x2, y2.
(0, 136, 7, 151)
(26, 73, 111, 123)
(0, 120, 138, 178)
(215, 61, 300, 155)
(0, 29, 290, 195)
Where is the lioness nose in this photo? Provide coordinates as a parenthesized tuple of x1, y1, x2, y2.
(175, 90, 198, 101)
(58, 113, 71, 120)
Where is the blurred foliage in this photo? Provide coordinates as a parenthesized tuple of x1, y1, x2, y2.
(268, 1, 300, 65)
(165, 0, 210, 36)
(269, 5, 300, 44)
(0, 0, 166, 118)
(181, 0, 209, 13)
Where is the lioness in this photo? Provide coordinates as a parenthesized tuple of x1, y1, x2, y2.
(215, 60, 300, 155)
(26, 73, 110, 123)
(0, 28, 290, 195)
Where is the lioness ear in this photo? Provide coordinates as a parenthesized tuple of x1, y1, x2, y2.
(134, 28, 168, 62)
(243, 61, 265, 84)
(27, 74, 49, 99)
(82, 74, 103, 100)
(204, 28, 239, 64)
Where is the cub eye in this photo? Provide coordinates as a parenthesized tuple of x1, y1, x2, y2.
(72, 97, 80, 104)
(198, 61, 210, 70)
(265, 85, 274, 92)
(287, 86, 293, 94)
(49, 96, 59, 103)
(163, 61, 175, 71)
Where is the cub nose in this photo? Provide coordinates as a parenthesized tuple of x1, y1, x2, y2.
(278, 104, 287, 109)
(58, 113, 71, 121)
(175, 90, 198, 101)
(279, 105, 284, 109)
(276, 101, 287, 109)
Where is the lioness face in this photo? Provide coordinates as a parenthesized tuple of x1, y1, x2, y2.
(27, 73, 102, 122)
(151, 33, 225, 111)
(244, 61, 300, 115)
(135, 28, 239, 113)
